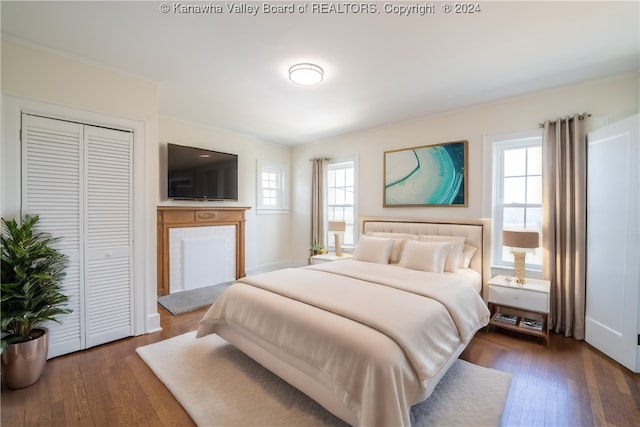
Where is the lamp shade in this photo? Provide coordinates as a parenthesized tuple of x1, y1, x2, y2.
(328, 221, 346, 232)
(503, 230, 539, 249)
(328, 221, 346, 257)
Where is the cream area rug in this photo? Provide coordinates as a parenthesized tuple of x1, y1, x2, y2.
(136, 332, 511, 427)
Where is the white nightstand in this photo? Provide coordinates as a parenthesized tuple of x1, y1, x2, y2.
(487, 275, 551, 347)
(310, 253, 353, 265)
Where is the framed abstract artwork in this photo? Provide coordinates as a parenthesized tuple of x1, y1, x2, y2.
(383, 140, 468, 207)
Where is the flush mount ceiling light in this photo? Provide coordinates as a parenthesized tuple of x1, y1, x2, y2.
(288, 63, 324, 86)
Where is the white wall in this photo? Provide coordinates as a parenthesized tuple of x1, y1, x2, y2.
(291, 73, 640, 263)
(158, 116, 293, 270)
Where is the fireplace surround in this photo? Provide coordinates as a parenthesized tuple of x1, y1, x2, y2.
(157, 206, 250, 296)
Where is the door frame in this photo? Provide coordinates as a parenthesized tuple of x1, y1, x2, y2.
(1, 94, 151, 337)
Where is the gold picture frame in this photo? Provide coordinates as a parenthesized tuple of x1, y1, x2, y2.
(383, 140, 468, 207)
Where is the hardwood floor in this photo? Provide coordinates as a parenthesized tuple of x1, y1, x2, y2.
(464, 328, 640, 427)
(2, 306, 639, 426)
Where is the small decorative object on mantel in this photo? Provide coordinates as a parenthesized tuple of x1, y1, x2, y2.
(384, 140, 468, 207)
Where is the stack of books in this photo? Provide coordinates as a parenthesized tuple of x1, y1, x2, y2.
(494, 313, 518, 325)
(520, 318, 543, 331)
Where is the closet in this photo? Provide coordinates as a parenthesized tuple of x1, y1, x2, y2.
(21, 114, 134, 358)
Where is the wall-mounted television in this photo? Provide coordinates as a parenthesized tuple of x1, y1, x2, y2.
(167, 143, 238, 200)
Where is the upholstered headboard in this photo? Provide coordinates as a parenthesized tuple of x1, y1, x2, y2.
(360, 217, 492, 298)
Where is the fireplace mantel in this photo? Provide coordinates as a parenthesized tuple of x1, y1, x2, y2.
(157, 206, 251, 296)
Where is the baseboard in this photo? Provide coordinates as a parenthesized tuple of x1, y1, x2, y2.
(146, 312, 162, 333)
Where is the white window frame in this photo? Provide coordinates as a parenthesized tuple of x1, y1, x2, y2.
(485, 128, 543, 270)
(326, 157, 358, 251)
(256, 160, 289, 214)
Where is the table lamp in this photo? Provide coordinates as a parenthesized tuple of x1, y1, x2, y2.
(328, 221, 346, 257)
(502, 230, 539, 284)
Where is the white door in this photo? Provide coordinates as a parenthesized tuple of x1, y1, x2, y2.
(21, 114, 134, 357)
(84, 125, 133, 348)
(22, 115, 84, 356)
(585, 114, 639, 373)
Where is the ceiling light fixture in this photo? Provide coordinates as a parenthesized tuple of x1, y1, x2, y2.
(288, 63, 324, 86)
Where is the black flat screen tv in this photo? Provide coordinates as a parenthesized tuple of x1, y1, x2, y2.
(167, 143, 238, 200)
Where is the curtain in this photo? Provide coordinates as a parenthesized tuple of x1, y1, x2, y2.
(311, 158, 326, 252)
(542, 114, 588, 339)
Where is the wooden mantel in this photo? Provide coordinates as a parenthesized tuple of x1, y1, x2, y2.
(157, 206, 251, 296)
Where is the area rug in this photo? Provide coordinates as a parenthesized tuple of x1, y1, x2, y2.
(136, 332, 512, 426)
(157, 282, 231, 315)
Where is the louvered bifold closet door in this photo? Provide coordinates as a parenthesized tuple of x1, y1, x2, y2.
(22, 114, 84, 357)
(84, 126, 133, 348)
(22, 114, 134, 357)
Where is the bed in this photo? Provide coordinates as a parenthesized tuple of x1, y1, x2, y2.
(196, 218, 491, 426)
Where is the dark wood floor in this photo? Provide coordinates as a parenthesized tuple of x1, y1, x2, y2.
(2, 306, 639, 426)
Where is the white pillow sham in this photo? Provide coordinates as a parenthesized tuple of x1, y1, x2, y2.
(366, 232, 417, 263)
(460, 244, 478, 268)
(352, 235, 395, 264)
(418, 235, 466, 273)
(399, 240, 451, 274)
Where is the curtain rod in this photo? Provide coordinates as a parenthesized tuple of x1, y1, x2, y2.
(539, 113, 591, 128)
(308, 157, 331, 161)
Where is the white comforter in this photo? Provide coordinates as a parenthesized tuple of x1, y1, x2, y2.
(197, 260, 490, 426)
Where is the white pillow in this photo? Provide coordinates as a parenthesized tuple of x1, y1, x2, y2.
(352, 235, 395, 264)
(366, 232, 417, 263)
(419, 235, 466, 273)
(459, 244, 478, 268)
(399, 240, 451, 274)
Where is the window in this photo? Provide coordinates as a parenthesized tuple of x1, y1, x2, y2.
(257, 160, 289, 214)
(489, 130, 543, 269)
(326, 158, 357, 250)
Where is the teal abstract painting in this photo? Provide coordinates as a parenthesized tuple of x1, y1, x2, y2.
(384, 140, 467, 206)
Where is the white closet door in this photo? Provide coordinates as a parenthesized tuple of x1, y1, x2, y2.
(21, 114, 134, 357)
(585, 114, 639, 373)
(22, 114, 84, 357)
(84, 125, 133, 348)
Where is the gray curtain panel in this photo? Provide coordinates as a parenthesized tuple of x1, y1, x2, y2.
(311, 158, 326, 251)
(542, 114, 588, 339)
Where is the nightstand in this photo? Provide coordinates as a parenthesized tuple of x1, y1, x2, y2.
(310, 253, 353, 265)
(487, 275, 551, 347)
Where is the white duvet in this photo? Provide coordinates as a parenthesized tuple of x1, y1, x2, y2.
(197, 260, 490, 426)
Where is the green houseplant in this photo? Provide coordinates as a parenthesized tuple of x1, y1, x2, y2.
(1, 214, 72, 388)
(311, 241, 326, 256)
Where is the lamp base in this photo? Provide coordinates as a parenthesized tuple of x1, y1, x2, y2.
(513, 251, 527, 284)
(334, 234, 342, 257)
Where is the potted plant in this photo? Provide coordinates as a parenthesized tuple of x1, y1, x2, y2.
(311, 241, 326, 256)
(1, 214, 72, 389)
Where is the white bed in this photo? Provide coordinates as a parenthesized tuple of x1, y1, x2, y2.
(197, 218, 491, 426)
